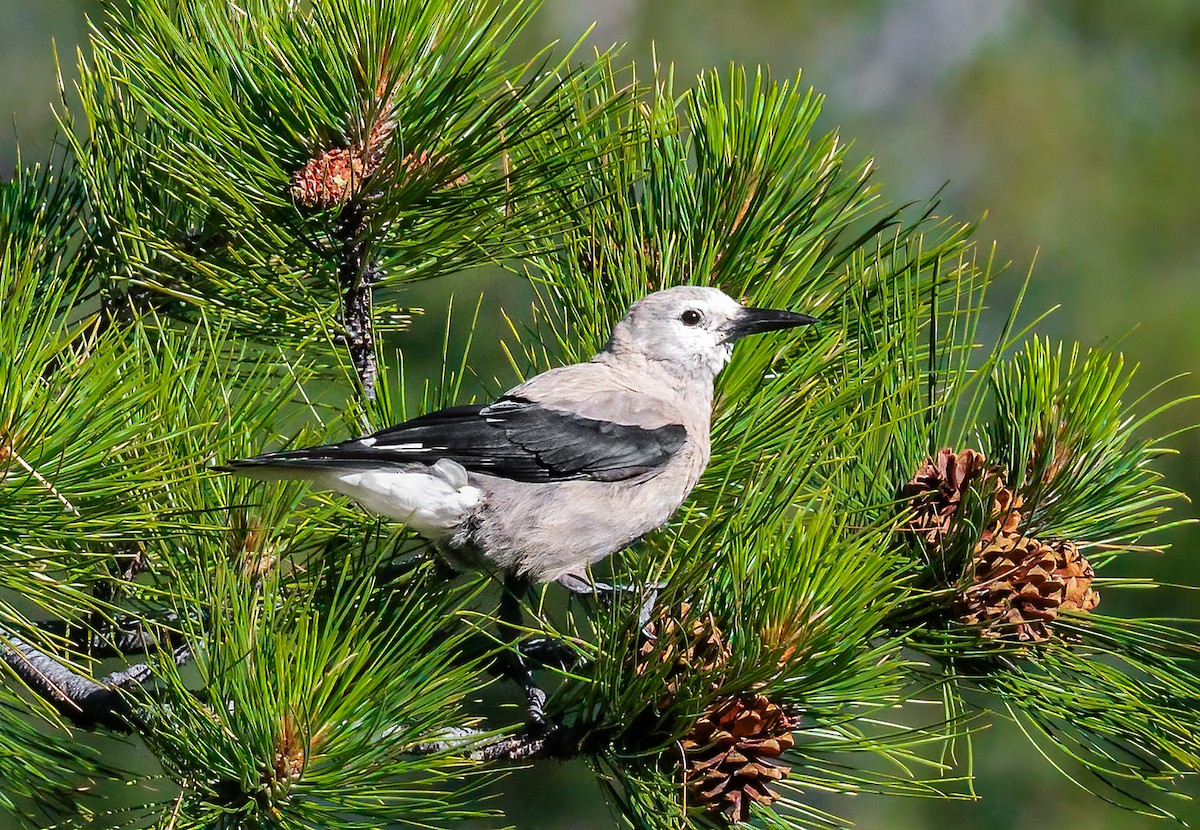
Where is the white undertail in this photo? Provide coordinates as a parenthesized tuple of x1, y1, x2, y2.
(318, 459, 481, 540)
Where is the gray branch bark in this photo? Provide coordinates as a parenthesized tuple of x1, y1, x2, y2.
(407, 720, 601, 763)
(1, 631, 190, 732)
(336, 202, 378, 400)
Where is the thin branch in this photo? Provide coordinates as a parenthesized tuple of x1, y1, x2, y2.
(89, 543, 151, 642)
(1, 631, 191, 732)
(0, 439, 80, 516)
(35, 611, 185, 659)
(406, 720, 600, 763)
(2, 634, 135, 731)
(335, 201, 378, 400)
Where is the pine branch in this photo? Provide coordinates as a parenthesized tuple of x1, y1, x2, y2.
(3, 1, 1199, 826)
(407, 721, 599, 763)
(334, 201, 378, 398)
(0, 631, 190, 732)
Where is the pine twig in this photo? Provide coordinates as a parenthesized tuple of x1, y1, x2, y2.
(35, 611, 185, 660)
(407, 720, 598, 763)
(335, 202, 378, 400)
(0, 439, 80, 516)
(0, 632, 191, 732)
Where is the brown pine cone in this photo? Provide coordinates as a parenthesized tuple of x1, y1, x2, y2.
(636, 602, 731, 704)
(958, 532, 1100, 642)
(903, 447, 1024, 555)
(681, 693, 796, 822)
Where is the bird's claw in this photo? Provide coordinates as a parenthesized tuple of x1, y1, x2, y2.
(523, 681, 548, 729)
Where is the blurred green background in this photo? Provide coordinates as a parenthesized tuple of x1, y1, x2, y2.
(3, 1, 1199, 828)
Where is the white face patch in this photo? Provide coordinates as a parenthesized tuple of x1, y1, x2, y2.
(706, 342, 734, 375)
(611, 286, 748, 381)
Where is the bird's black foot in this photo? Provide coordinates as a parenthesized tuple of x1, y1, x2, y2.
(557, 573, 664, 629)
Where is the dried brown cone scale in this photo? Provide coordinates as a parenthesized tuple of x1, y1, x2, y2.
(958, 532, 1100, 643)
(981, 482, 1023, 543)
(681, 693, 796, 823)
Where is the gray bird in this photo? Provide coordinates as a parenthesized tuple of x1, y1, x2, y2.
(222, 286, 815, 587)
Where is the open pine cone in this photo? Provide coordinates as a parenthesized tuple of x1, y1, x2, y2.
(958, 532, 1100, 642)
(903, 447, 995, 549)
(904, 448, 1099, 642)
(636, 602, 731, 704)
(681, 693, 795, 823)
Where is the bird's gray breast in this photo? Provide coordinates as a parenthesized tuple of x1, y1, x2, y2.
(462, 442, 705, 583)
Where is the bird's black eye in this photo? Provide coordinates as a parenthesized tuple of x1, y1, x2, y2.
(680, 309, 703, 326)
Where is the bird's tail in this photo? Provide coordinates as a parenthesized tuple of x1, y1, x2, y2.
(216, 455, 481, 541)
(214, 449, 340, 481)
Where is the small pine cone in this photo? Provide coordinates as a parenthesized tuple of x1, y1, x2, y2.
(292, 77, 396, 208)
(761, 604, 831, 669)
(1031, 403, 1075, 484)
(681, 693, 795, 823)
(230, 513, 277, 579)
(637, 602, 731, 703)
(291, 147, 373, 208)
(958, 532, 1100, 642)
(902, 448, 1022, 553)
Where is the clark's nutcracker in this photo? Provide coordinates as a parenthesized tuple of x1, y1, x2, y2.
(222, 286, 815, 587)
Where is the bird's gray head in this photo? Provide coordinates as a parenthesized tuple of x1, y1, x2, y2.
(600, 286, 816, 378)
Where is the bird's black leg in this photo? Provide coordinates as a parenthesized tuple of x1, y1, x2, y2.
(558, 573, 663, 629)
(498, 570, 547, 728)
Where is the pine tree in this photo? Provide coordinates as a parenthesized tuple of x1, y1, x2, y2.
(2, 2, 1199, 828)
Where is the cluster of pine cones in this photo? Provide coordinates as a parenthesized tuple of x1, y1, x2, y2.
(903, 447, 1100, 642)
(645, 446, 1101, 823)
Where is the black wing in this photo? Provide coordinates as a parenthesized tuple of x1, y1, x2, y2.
(225, 396, 687, 483)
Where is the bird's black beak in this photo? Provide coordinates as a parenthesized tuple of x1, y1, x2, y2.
(726, 306, 817, 342)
